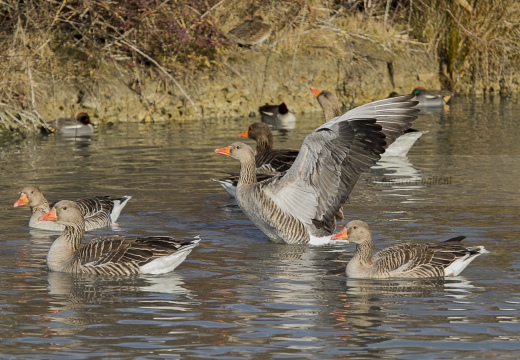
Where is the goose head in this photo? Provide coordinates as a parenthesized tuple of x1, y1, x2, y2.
(238, 122, 272, 141)
(332, 220, 371, 244)
(39, 200, 83, 226)
(14, 185, 43, 207)
(310, 86, 341, 119)
(215, 142, 255, 163)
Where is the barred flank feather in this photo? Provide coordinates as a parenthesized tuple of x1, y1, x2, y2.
(44, 200, 199, 275)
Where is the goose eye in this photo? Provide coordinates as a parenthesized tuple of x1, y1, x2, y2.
(236, 145, 240, 149)
(353, 226, 357, 229)
(63, 207, 67, 210)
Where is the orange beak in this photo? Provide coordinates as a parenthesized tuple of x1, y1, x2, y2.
(237, 129, 249, 138)
(310, 86, 322, 98)
(39, 208, 57, 222)
(14, 193, 29, 207)
(331, 227, 348, 241)
(215, 146, 232, 156)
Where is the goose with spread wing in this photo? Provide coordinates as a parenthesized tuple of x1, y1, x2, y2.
(39, 200, 200, 275)
(311, 87, 426, 157)
(212, 122, 299, 197)
(332, 220, 488, 278)
(14, 185, 131, 231)
(215, 95, 419, 244)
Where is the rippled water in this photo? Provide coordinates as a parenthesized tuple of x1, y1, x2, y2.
(1, 97, 520, 359)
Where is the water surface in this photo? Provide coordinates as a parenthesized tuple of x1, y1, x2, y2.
(1, 97, 519, 359)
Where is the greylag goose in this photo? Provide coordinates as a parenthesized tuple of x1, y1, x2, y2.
(39, 200, 199, 275)
(332, 220, 488, 278)
(14, 185, 131, 231)
(259, 102, 296, 130)
(212, 122, 299, 197)
(311, 86, 426, 157)
(238, 122, 299, 174)
(41, 112, 94, 136)
(215, 95, 419, 245)
(389, 87, 453, 107)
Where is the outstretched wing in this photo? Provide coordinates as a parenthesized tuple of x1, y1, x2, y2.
(263, 95, 419, 233)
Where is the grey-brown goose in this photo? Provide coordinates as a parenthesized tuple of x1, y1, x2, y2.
(212, 122, 299, 197)
(332, 220, 488, 278)
(39, 200, 200, 275)
(238, 122, 299, 174)
(311, 86, 426, 157)
(215, 95, 419, 245)
(14, 185, 131, 231)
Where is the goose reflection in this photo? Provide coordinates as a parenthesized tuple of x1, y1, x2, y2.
(331, 276, 479, 345)
(44, 271, 192, 335)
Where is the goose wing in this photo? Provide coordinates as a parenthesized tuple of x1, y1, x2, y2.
(74, 196, 115, 225)
(79, 236, 193, 267)
(373, 236, 470, 277)
(262, 95, 419, 233)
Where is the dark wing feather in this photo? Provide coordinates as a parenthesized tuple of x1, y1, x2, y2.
(255, 149, 300, 174)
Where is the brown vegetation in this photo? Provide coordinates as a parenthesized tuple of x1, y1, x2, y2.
(0, 0, 518, 133)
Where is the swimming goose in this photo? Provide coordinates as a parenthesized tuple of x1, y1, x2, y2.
(41, 112, 94, 136)
(332, 220, 488, 278)
(215, 95, 419, 244)
(237, 122, 299, 174)
(39, 200, 199, 275)
(259, 102, 296, 130)
(311, 86, 426, 157)
(14, 185, 131, 231)
(212, 122, 299, 197)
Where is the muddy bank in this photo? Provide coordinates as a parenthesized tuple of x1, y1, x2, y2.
(35, 45, 454, 125)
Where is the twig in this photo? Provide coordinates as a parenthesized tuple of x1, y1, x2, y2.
(201, 0, 226, 19)
(116, 39, 198, 113)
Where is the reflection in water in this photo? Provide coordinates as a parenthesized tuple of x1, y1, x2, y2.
(45, 271, 192, 335)
(333, 277, 481, 347)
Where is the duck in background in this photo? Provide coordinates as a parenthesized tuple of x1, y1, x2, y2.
(259, 102, 296, 130)
(389, 87, 453, 108)
(332, 220, 488, 279)
(14, 185, 131, 231)
(41, 112, 94, 136)
(310, 87, 427, 157)
(39, 200, 200, 275)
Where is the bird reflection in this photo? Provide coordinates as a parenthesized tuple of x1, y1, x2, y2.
(332, 276, 478, 345)
(43, 271, 191, 335)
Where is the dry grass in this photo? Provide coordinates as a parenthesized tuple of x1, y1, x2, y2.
(406, 0, 520, 93)
(0, 0, 518, 133)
